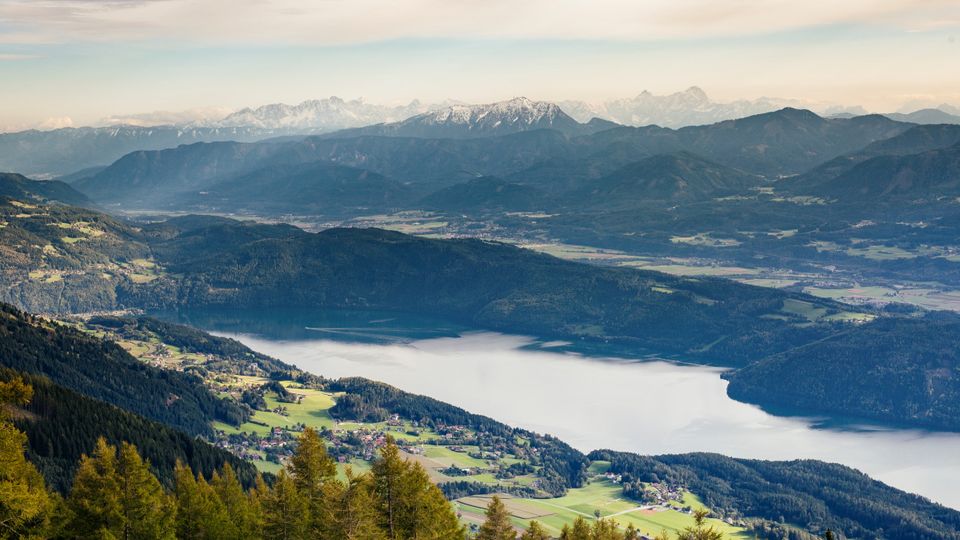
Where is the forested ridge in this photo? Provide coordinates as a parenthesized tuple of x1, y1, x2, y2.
(0, 303, 247, 435)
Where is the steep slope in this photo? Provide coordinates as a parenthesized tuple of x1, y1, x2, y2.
(0, 197, 151, 313)
(0, 172, 91, 206)
(419, 176, 546, 213)
(0, 303, 245, 436)
(7, 368, 258, 492)
(566, 152, 761, 207)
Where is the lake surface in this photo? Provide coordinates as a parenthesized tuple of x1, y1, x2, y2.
(160, 307, 960, 510)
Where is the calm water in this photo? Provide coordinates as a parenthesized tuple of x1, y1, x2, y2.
(160, 308, 960, 510)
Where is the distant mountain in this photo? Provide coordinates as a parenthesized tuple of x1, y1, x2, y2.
(560, 87, 797, 128)
(209, 97, 433, 130)
(567, 152, 761, 207)
(75, 129, 576, 207)
(884, 108, 960, 125)
(73, 141, 285, 205)
(0, 125, 289, 177)
(419, 176, 546, 213)
(806, 142, 960, 201)
(185, 161, 415, 214)
(72, 108, 912, 209)
(785, 124, 960, 193)
(330, 97, 604, 138)
(0, 172, 91, 206)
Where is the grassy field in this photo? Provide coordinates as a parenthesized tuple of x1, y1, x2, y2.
(456, 479, 748, 538)
(805, 284, 960, 312)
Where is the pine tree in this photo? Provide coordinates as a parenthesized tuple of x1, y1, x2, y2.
(520, 521, 550, 540)
(115, 442, 176, 539)
(477, 495, 516, 540)
(261, 470, 309, 540)
(623, 523, 640, 540)
(66, 437, 124, 538)
(0, 378, 52, 539)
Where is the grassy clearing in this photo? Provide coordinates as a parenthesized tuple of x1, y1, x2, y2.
(670, 234, 741, 248)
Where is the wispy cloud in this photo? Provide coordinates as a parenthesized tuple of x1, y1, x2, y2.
(1, 0, 958, 46)
(0, 52, 37, 60)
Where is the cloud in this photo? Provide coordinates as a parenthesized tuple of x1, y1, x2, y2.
(36, 116, 73, 129)
(0, 0, 958, 46)
(0, 52, 37, 60)
(96, 106, 232, 126)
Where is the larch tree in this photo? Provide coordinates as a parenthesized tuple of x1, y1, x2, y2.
(678, 509, 723, 540)
(0, 377, 52, 539)
(476, 495, 516, 540)
(520, 521, 550, 540)
(261, 470, 309, 540)
(115, 442, 176, 539)
(213, 463, 261, 539)
(65, 437, 124, 538)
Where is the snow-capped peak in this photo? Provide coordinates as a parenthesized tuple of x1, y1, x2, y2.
(410, 97, 572, 131)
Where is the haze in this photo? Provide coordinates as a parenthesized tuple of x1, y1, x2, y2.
(1, 0, 959, 131)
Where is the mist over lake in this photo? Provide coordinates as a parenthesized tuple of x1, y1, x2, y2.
(162, 307, 960, 510)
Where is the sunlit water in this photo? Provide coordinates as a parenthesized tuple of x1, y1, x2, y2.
(160, 308, 960, 509)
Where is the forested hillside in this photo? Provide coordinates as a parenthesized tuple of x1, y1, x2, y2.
(591, 450, 960, 540)
(0, 303, 246, 435)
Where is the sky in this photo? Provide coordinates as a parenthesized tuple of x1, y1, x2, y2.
(0, 0, 959, 131)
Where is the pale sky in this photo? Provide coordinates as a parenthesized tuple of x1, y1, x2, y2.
(1, 0, 959, 130)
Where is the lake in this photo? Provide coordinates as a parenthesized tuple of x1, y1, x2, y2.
(160, 307, 960, 510)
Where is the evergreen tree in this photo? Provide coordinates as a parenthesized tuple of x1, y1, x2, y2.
(0, 378, 52, 539)
(261, 470, 309, 540)
(65, 438, 124, 538)
(115, 442, 176, 539)
(476, 495, 516, 540)
(623, 523, 640, 540)
(520, 521, 550, 540)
